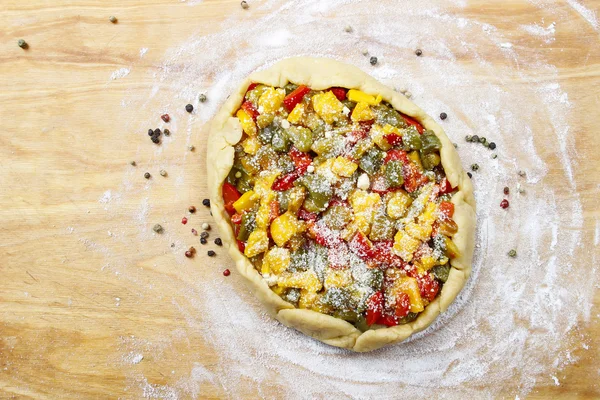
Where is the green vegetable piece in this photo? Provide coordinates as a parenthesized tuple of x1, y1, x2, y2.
(237, 212, 256, 241)
(284, 83, 298, 95)
(432, 264, 451, 283)
(354, 315, 370, 332)
(245, 85, 268, 105)
(271, 129, 290, 152)
(363, 268, 383, 291)
(281, 288, 301, 306)
(235, 171, 253, 194)
(373, 104, 407, 128)
(311, 135, 344, 158)
(359, 147, 384, 176)
(402, 126, 422, 150)
(258, 124, 276, 145)
(421, 152, 441, 170)
(369, 209, 396, 241)
(349, 138, 373, 160)
(321, 287, 355, 310)
(322, 205, 353, 230)
(333, 310, 359, 323)
(287, 126, 313, 152)
(288, 247, 309, 273)
(296, 174, 333, 211)
(421, 131, 442, 154)
(341, 99, 356, 110)
(277, 190, 290, 213)
(385, 160, 404, 188)
(397, 312, 419, 324)
(278, 155, 295, 174)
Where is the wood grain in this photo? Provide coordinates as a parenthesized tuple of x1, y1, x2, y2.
(1, 0, 599, 398)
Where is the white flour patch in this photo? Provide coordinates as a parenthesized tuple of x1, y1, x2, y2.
(105, 0, 595, 399)
(110, 67, 131, 81)
(566, 0, 599, 31)
(140, 47, 149, 58)
(123, 351, 144, 364)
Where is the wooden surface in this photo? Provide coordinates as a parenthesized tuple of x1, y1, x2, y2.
(1, 0, 599, 398)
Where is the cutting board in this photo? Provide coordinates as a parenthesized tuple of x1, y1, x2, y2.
(1, 0, 599, 398)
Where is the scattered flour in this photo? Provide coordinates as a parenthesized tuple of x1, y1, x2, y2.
(90, 0, 597, 398)
(140, 47, 149, 58)
(110, 67, 131, 81)
(565, 0, 599, 31)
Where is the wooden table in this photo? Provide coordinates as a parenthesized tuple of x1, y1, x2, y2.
(1, 0, 599, 398)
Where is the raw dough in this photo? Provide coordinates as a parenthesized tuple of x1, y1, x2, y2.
(207, 57, 476, 352)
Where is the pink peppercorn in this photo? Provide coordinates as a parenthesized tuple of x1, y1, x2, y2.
(223, 269, 231, 276)
(500, 199, 509, 209)
(182, 217, 188, 225)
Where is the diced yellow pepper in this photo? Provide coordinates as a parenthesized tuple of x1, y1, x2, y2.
(393, 276, 424, 313)
(244, 229, 269, 258)
(233, 190, 258, 213)
(324, 268, 353, 289)
(298, 289, 318, 309)
(312, 91, 344, 124)
(262, 247, 291, 275)
(419, 202, 438, 225)
(386, 190, 413, 219)
(270, 211, 299, 247)
(255, 195, 274, 230)
(405, 222, 432, 241)
(350, 190, 381, 213)
(332, 156, 358, 177)
(258, 87, 285, 113)
(351, 102, 376, 122)
(445, 237, 461, 259)
(347, 89, 382, 106)
(278, 270, 322, 292)
(370, 124, 392, 150)
(271, 286, 286, 295)
(241, 137, 260, 155)
(236, 109, 257, 136)
(286, 186, 306, 213)
(382, 124, 402, 135)
(392, 230, 420, 261)
(418, 255, 437, 271)
(408, 151, 424, 171)
(287, 103, 305, 124)
(253, 171, 280, 201)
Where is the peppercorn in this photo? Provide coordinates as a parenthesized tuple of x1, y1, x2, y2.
(130, 161, 136, 166)
(453, 143, 458, 148)
(241, 1, 249, 9)
(201, 223, 210, 230)
(467, 172, 472, 178)
(214, 238, 222, 246)
(344, 25, 353, 33)
(200, 231, 209, 239)
(370, 56, 378, 65)
(144, 172, 151, 179)
(500, 199, 509, 209)
(109, 16, 117, 23)
(518, 170, 526, 177)
(465, 135, 472, 142)
(161, 114, 170, 122)
(163, 129, 170, 136)
(207, 250, 216, 257)
(488, 142, 496, 150)
(185, 250, 193, 258)
(199, 94, 207, 102)
(191, 228, 198, 236)
(158, 169, 166, 177)
(151, 136, 160, 144)
(148, 129, 154, 136)
(492, 154, 498, 159)
(508, 249, 517, 257)
(415, 49, 423, 56)
(223, 269, 231, 276)
(479, 136, 487, 144)
(200, 238, 207, 244)
(153, 224, 163, 233)
(202, 199, 210, 207)
(471, 164, 479, 171)
(154, 128, 161, 136)
(440, 112, 447, 120)
(472, 135, 480, 143)
(188, 145, 195, 151)
(18, 39, 28, 49)
(189, 206, 196, 213)
(185, 104, 194, 113)
(182, 217, 188, 225)
(504, 187, 509, 195)
(171, 243, 175, 248)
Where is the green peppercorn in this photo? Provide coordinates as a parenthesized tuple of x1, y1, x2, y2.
(241, 1, 249, 9)
(18, 39, 28, 49)
(199, 93, 207, 102)
(479, 136, 487, 144)
(492, 154, 498, 159)
(188, 145, 195, 151)
(153, 224, 163, 233)
(471, 164, 479, 171)
(159, 169, 167, 177)
(508, 249, 517, 257)
(453, 143, 458, 148)
(465, 135, 472, 142)
(109, 16, 117, 23)
(130, 161, 136, 166)
(472, 135, 480, 142)
(163, 129, 170, 136)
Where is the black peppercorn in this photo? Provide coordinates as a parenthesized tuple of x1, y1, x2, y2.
(214, 238, 222, 246)
(202, 199, 210, 207)
(440, 112, 447, 120)
(207, 250, 216, 257)
(472, 135, 480, 142)
(154, 128, 161, 136)
(144, 172, 151, 179)
(370, 56, 378, 65)
(18, 39, 28, 49)
(200, 238, 207, 245)
(189, 206, 196, 213)
(163, 129, 170, 136)
(415, 49, 423, 56)
(148, 129, 154, 136)
(151, 136, 160, 144)
(488, 142, 496, 150)
(467, 172, 472, 178)
(185, 104, 194, 113)
(200, 231, 209, 239)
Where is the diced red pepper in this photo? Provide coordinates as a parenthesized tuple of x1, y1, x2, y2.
(402, 114, 424, 134)
(289, 147, 312, 174)
(222, 182, 241, 215)
(439, 201, 455, 218)
(439, 177, 454, 195)
(349, 232, 374, 258)
(371, 240, 406, 268)
(417, 273, 440, 302)
(297, 208, 318, 222)
(330, 87, 347, 101)
(346, 129, 369, 145)
(366, 291, 384, 326)
(328, 243, 349, 269)
(247, 82, 258, 91)
(328, 197, 350, 208)
(272, 172, 300, 191)
(310, 223, 341, 248)
(231, 213, 242, 224)
(237, 240, 246, 253)
(403, 163, 429, 193)
(359, 120, 375, 132)
(394, 293, 411, 318)
(384, 134, 403, 146)
(241, 101, 260, 120)
(283, 85, 310, 112)
(384, 149, 408, 164)
(377, 313, 399, 327)
(269, 200, 280, 222)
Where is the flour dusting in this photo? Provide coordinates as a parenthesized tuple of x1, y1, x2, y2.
(97, 0, 596, 398)
(110, 67, 131, 81)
